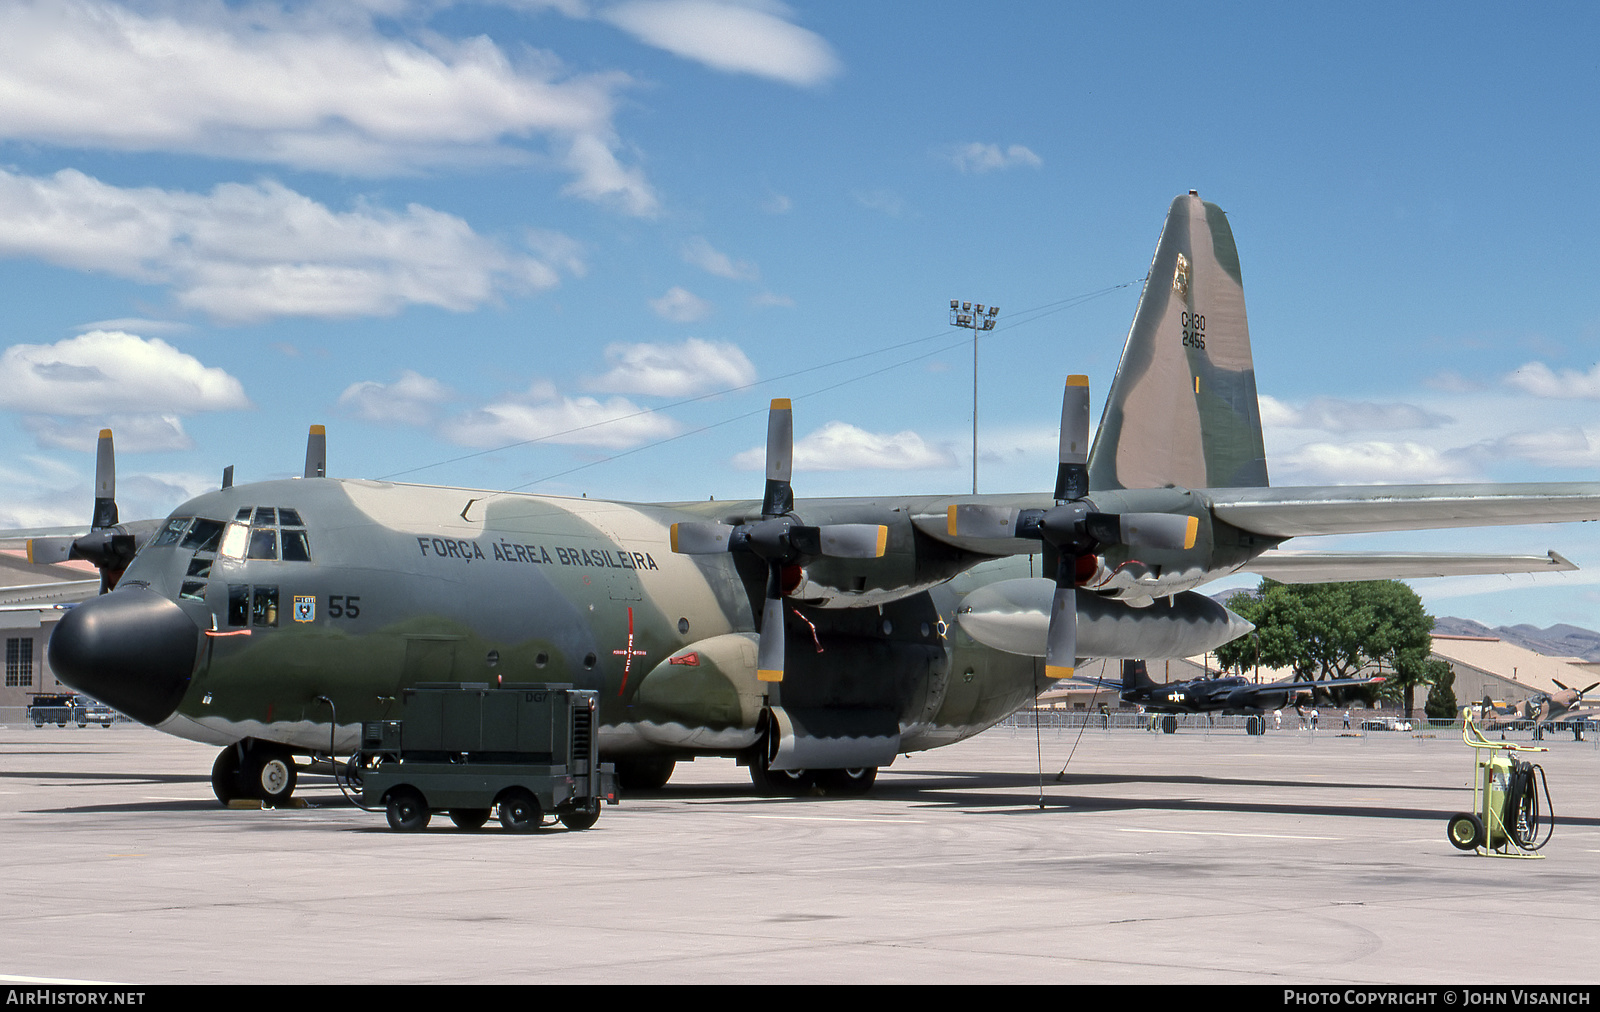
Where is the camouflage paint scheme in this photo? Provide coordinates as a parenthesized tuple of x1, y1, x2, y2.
(43, 192, 1600, 791)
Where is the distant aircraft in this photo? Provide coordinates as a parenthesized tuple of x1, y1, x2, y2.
(1104, 660, 1383, 733)
(13, 191, 1600, 806)
(1482, 681, 1600, 740)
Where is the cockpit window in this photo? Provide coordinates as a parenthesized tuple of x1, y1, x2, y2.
(247, 528, 278, 561)
(180, 519, 224, 553)
(281, 529, 311, 562)
(216, 507, 312, 562)
(153, 517, 190, 547)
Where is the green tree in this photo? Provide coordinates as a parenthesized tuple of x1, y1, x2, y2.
(1423, 659, 1459, 721)
(1215, 580, 1436, 717)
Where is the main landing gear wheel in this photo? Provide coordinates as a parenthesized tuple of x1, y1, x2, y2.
(1245, 715, 1265, 736)
(497, 789, 543, 833)
(386, 787, 430, 832)
(449, 809, 492, 831)
(815, 767, 877, 795)
(749, 753, 816, 796)
(1162, 714, 1178, 734)
(559, 805, 600, 831)
(614, 757, 676, 790)
(1447, 812, 1485, 851)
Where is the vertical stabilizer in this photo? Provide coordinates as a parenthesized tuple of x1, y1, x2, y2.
(1087, 192, 1268, 490)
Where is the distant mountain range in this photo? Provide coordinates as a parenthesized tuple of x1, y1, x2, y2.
(1433, 616, 1600, 662)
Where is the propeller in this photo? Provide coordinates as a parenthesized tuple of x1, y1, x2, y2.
(27, 429, 139, 593)
(670, 399, 888, 682)
(946, 375, 1198, 678)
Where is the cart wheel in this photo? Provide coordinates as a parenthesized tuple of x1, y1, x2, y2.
(497, 789, 543, 833)
(1447, 812, 1485, 851)
(559, 805, 600, 831)
(449, 809, 491, 831)
(386, 787, 430, 832)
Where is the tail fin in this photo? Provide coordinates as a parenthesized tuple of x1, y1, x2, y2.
(1120, 659, 1156, 694)
(1087, 192, 1268, 491)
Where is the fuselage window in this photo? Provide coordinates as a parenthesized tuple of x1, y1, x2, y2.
(252, 586, 279, 627)
(227, 584, 249, 626)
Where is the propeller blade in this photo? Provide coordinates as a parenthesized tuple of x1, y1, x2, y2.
(947, 503, 1022, 539)
(816, 524, 888, 559)
(1043, 582, 1077, 678)
(761, 398, 794, 517)
(91, 428, 117, 529)
(26, 536, 77, 566)
(670, 522, 736, 555)
(756, 564, 786, 682)
(304, 425, 326, 479)
(1053, 375, 1090, 502)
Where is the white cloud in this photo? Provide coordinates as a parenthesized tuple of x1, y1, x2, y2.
(734, 421, 958, 472)
(0, 0, 655, 209)
(0, 168, 575, 322)
(0, 456, 212, 528)
(603, 0, 840, 86)
(23, 414, 192, 453)
(1464, 427, 1600, 469)
(681, 236, 758, 281)
(339, 370, 455, 426)
(1274, 440, 1470, 484)
(1258, 394, 1452, 431)
(649, 285, 713, 322)
(586, 338, 756, 396)
(0, 331, 248, 416)
(441, 387, 679, 449)
(947, 143, 1043, 174)
(751, 291, 794, 308)
(1505, 361, 1600, 399)
(852, 189, 906, 217)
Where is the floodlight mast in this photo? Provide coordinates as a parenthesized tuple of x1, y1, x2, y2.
(949, 299, 999, 494)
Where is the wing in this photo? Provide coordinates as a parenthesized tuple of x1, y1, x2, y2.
(1240, 549, 1576, 583)
(1206, 484, 1600, 537)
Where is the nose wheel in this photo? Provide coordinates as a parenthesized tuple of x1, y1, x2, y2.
(211, 739, 299, 805)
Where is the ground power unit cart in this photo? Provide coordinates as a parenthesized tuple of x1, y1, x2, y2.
(358, 682, 618, 833)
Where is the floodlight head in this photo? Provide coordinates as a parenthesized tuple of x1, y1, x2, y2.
(950, 299, 959, 309)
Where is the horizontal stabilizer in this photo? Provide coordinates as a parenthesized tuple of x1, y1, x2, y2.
(1209, 483, 1600, 537)
(1243, 549, 1577, 584)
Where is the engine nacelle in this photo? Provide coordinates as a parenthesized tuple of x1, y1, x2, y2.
(955, 579, 1254, 660)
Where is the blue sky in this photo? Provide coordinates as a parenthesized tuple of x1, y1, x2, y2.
(2, 1, 1599, 628)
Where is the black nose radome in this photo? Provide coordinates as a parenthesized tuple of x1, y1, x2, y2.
(49, 588, 200, 726)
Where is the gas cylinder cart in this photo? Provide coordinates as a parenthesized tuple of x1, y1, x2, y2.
(1446, 708, 1554, 858)
(356, 683, 618, 833)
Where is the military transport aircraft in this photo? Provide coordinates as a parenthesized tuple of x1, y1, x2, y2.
(16, 191, 1600, 806)
(1100, 659, 1383, 734)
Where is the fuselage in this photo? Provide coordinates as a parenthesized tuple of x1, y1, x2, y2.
(50, 477, 1076, 761)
